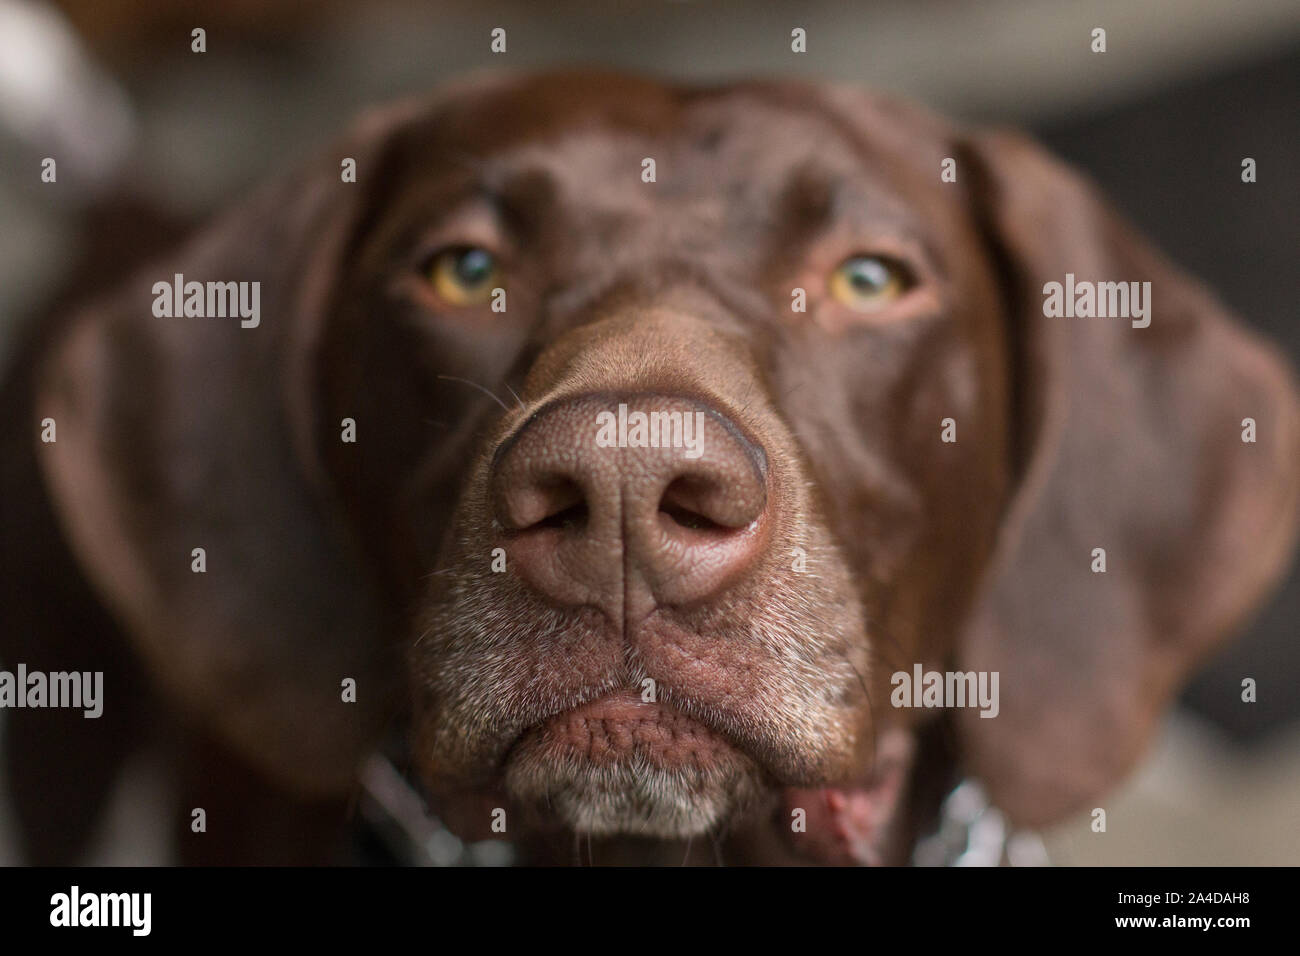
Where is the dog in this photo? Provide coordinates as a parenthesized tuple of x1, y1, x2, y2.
(2, 70, 1297, 865)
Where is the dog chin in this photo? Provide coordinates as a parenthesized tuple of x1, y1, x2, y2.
(493, 690, 769, 837)
(504, 749, 766, 839)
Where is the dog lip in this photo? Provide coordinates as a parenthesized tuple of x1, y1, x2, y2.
(562, 689, 668, 721)
(526, 688, 731, 742)
(501, 687, 797, 784)
(506, 688, 750, 769)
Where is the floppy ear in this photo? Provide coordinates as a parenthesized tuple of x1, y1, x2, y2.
(33, 101, 426, 796)
(956, 129, 1300, 826)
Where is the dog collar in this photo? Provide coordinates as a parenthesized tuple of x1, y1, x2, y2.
(911, 779, 1050, 866)
(362, 755, 1046, 867)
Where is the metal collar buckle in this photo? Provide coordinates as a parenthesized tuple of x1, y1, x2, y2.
(912, 779, 1050, 866)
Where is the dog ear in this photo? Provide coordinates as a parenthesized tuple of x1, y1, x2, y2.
(956, 129, 1300, 826)
(33, 101, 428, 796)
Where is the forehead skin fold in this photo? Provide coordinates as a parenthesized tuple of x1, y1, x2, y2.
(384, 70, 953, 204)
(359, 71, 960, 291)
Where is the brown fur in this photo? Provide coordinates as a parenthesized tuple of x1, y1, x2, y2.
(2, 71, 1296, 865)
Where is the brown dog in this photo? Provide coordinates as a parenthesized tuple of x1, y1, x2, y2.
(3, 71, 1297, 865)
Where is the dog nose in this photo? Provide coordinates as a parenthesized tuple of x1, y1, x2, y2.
(491, 394, 769, 614)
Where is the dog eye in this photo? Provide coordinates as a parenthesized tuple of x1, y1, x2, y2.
(427, 246, 501, 306)
(829, 254, 911, 311)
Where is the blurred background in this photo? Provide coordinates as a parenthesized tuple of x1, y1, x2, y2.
(1, 0, 1297, 864)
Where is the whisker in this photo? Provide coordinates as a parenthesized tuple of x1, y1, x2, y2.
(844, 655, 878, 776)
(436, 374, 511, 413)
(709, 829, 726, 867)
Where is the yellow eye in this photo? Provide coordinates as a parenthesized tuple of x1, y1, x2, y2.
(829, 255, 909, 311)
(428, 246, 501, 306)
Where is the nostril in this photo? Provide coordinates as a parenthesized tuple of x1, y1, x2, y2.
(504, 476, 588, 532)
(641, 461, 770, 606)
(659, 503, 721, 532)
(534, 499, 589, 532)
(658, 477, 729, 532)
(656, 470, 765, 534)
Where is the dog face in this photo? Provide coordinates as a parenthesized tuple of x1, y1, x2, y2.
(347, 76, 1012, 850)
(34, 72, 1300, 864)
